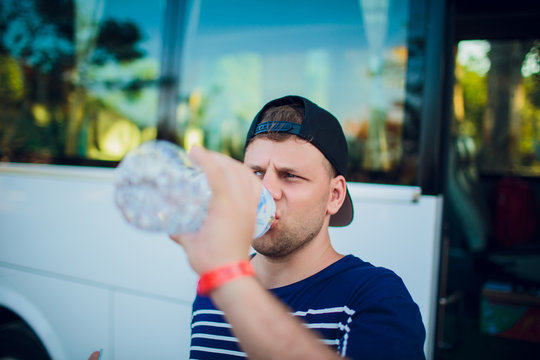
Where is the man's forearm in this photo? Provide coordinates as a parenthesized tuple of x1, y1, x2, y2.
(211, 276, 343, 360)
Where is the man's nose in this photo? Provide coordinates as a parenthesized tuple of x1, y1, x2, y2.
(262, 172, 282, 200)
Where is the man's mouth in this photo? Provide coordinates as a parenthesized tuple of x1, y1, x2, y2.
(270, 214, 280, 229)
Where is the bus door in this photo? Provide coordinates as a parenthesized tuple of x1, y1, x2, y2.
(437, 1, 540, 358)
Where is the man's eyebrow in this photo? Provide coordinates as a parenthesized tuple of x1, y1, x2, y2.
(246, 164, 300, 174)
(275, 166, 300, 174)
(247, 164, 263, 170)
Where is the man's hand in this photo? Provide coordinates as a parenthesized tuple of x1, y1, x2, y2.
(169, 146, 261, 275)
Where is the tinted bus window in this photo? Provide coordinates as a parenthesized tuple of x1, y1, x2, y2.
(1, 0, 427, 185)
(0, 0, 165, 165)
(178, 0, 424, 184)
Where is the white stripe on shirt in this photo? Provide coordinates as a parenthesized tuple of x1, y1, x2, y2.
(293, 306, 356, 317)
(192, 321, 232, 329)
(191, 333, 239, 343)
(192, 309, 225, 317)
(190, 346, 246, 357)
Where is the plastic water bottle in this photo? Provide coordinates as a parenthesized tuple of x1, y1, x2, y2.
(113, 140, 275, 238)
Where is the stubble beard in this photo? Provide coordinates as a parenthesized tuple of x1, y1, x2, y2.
(252, 215, 325, 259)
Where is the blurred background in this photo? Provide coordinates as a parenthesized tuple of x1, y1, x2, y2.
(0, 0, 539, 359)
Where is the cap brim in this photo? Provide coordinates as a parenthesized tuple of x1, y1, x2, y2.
(329, 187, 353, 227)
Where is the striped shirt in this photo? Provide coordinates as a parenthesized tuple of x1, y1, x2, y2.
(189, 255, 426, 359)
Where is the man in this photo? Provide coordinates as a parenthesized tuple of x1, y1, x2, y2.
(171, 95, 425, 359)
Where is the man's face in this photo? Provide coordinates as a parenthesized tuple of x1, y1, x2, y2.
(244, 137, 334, 258)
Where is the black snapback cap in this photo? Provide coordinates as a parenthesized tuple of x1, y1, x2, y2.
(244, 95, 353, 227)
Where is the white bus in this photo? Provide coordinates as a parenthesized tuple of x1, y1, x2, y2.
(1, 0, 539, 359)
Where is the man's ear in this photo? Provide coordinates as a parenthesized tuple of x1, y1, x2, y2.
(327, 175, 347, 216)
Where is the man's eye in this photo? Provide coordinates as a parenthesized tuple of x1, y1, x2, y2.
(285, 173, 298, 179)
(254, 170, 263, 177)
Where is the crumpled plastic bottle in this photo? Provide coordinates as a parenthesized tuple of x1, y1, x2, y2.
(114, 140, 275, 238)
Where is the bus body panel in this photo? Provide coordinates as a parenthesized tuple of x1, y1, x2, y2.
(0, 163, 197, 302)
(114, 292, 192, 359)
(0, 267, 108, 360)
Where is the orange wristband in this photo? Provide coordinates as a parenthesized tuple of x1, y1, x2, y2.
(197, 260, 255, 296)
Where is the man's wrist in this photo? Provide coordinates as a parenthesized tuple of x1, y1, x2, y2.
(197, 260, 255, 296)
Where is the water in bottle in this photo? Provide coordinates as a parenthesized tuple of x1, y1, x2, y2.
(114, 140, 275, 238)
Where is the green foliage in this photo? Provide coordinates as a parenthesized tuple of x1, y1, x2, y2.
(457, 63, 487, 141)
(0, 0, 149, 162)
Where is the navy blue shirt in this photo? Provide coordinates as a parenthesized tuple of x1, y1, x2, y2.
(190, 255, 426, 359)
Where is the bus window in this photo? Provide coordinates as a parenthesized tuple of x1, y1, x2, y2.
(177, 0, 426, 185)
(0, 0, 166, 165)
(450, 39, 540, 250)
(454, 40, 540, 177)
